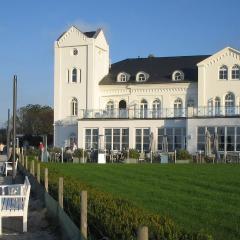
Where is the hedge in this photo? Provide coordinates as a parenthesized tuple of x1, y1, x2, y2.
(38, 163, 213, 240)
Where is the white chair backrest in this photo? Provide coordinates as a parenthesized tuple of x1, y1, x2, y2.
(23, 176, 31, 210)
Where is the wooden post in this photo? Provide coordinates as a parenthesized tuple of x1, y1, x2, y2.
(59, 177, 63, 208)
(22, 154, 25, 167)
(82, 150, 85, 163)
(25, 156, 28, 171)
(35, 156, 38, 161)
(80, 191, 87, 240)
(37, 163, 40, 182)
(45, 168, 48, 192)
(31, 160, 35, 176)
(137, 226, 148, 240)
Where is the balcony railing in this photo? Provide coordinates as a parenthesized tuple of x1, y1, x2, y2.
(78, 106, 240, 120)
(194, 106, 240, 117)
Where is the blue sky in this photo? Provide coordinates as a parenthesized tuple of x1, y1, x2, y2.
(0, 0, 240, 126)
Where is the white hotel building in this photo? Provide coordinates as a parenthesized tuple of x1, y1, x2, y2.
(54, 26, 240, 155)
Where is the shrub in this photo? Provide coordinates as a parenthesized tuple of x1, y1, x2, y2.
(40, 164, 212, 240)
(176, 149, 191, 160)
(73, 148, 83, 159)
(129, 149, 140, 159)
(26, 147, 39, 157)
(50, 147, 62, 154)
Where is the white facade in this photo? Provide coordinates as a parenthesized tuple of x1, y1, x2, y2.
(54, 26, 240, 154)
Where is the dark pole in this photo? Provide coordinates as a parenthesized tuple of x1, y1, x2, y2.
(12, 75, 17, 183)
(6, 109, 10, 158)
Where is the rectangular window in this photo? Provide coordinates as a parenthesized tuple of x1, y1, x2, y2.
(85, 128, 98, 150)
(236, 127, 240, 151)
(226, 127, 235, 151)
(217, 127, 225, 151)
(158, 127, 186, 151)
(197, 127, 205, 151)
(136, 128, 150, 152)
(104, 128, 129, 151)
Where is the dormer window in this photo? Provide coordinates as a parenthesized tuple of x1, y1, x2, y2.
(219, 65, 228, 80)
(117, 72, 129, 82)
(136, 72, 148, 82)
(172, 70, 184, 81)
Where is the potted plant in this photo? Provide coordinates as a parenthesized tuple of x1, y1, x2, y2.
(127, 149, 140, 163)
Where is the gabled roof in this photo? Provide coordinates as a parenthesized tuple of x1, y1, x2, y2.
(99, 55, 210, 85)
(197, 47, 240, 66)
(57, 26, 101, 41)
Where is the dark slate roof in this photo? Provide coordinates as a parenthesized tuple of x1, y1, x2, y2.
(84, 31, 96, 38)
(99, 55, 210, 85)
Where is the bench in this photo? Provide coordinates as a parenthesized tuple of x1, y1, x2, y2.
(4, 158, 18, 176)
(0, 176, 31, 234)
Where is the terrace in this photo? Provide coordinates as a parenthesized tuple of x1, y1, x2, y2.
(78, 106, 240, 119)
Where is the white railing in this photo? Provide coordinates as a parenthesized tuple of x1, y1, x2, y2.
(194, 106, 240, 117)
(80, 108, 187, 119)
(78, 106, 240, 120)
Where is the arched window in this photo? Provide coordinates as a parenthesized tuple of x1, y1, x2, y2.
(232, 65, 240, 79)
(219, 65, 228, 80)
(136, 72, 148, 82)
(174, 98, 183, 117)
(117, 72, 129, 82)
(215, 97, 221, 115)
(71, 98, 78, 116)
(140, 99, 148, 118)
(172, 71, 184, 81)
(106, 101, 114, 117)
(120, 74, 127, 82)
(72, 68, 77, 83)
(225, 92, 235, 115)
(152, 99, 161, 118)
(138, 73, 146, 81)
(119, 100, 127, 118)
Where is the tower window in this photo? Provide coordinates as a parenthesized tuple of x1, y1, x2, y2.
(73, 48, 78, 56)
(72, 68, 77, 83)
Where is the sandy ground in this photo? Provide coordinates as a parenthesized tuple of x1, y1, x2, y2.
(0, 155, 62, 240)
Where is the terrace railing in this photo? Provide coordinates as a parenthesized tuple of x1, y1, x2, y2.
(78, 106, 240, 120)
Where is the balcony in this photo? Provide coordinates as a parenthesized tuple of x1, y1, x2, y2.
(78, 106, 240, 120)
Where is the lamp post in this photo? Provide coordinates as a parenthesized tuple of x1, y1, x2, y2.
(12, 75, 17, 183)
(6, 109, 10, 159)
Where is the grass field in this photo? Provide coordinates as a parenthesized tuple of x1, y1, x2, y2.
(46, 163, 240, 240)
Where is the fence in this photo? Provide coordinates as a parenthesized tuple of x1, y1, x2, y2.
(18, 153, 149, 240)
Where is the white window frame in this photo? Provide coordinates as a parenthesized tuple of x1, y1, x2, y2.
(152, 99, 161, 118)
(135, 128, 150, 152)
(71, 98, 78, 116)
(232, 65, 240, 80)
(172, 70, 184, 81)
(85, 128, 99, 150)
(174, 98, 183, 117)
(140, 99, 148, 118)
(104, 128, 129, 151)
(136, 72, 148, 82)
(219, 65, 228, 80)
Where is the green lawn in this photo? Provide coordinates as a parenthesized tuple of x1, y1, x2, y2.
(45, 163, 240, 240)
